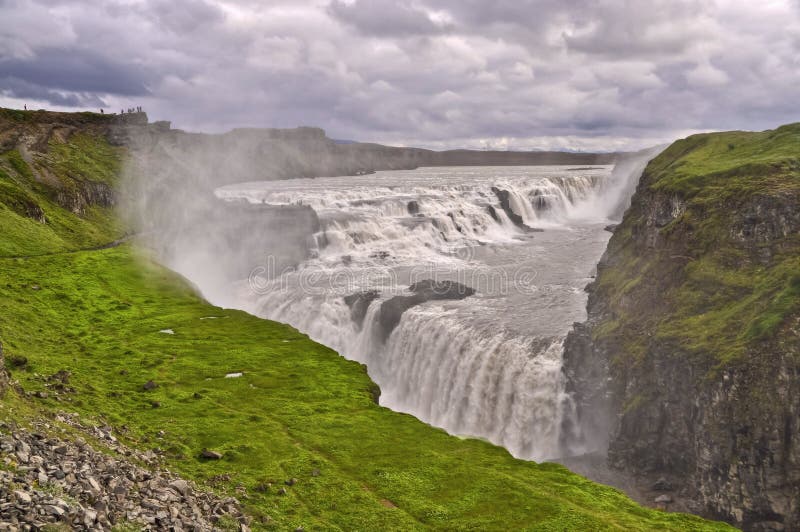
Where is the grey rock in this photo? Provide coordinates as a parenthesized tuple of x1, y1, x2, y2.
(200, 449, 223, 460)
(343, 290, 380, 329)
(169, 479, 191, 496)
(13, 491, 31, 505)
(652, 477, 673, 491)
(377, 280, 475, 341)
(44, 505, 66, 517)
(0, 422, 246, 531)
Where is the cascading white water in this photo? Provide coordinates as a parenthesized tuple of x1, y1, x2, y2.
(215, 164, 641, 461)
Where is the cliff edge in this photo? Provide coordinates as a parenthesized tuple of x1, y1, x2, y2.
(563, 123, 800, 531)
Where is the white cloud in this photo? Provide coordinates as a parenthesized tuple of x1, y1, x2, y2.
(1, 0, 799, 150)
(686, 61, 729, 87)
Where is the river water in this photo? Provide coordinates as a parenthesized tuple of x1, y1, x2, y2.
(210, 163, 645, 462)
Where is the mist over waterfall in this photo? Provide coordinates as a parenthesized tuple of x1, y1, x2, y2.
(205, 157, 656, 462)
(123, 133, 656, 462)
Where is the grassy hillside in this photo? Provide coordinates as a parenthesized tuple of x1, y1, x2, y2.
(0, 108, 731, 530)
(594, 123, 800, 365)
(0, 110, 124, 256)
(578, 123, 799, 528)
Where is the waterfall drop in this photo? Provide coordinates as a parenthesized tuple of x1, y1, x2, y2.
(207, 160, 650, 461)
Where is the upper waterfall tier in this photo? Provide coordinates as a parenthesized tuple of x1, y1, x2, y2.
(216, 165, 629, 267)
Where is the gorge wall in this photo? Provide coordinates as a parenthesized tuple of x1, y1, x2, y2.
(563, 124, 800, 531)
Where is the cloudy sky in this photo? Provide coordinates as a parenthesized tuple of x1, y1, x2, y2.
(1, 0, 799, 150)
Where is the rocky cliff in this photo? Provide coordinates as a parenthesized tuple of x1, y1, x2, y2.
(0, 109, 130, 215)
(563, 124, 800, 531)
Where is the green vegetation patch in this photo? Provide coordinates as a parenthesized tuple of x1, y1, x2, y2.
(48, 133, 123, 186)
(645, 123, 800, 197)
(0, 246, 730, 531)
(0, 142, 123, 257)
(593, 123, 800, 369)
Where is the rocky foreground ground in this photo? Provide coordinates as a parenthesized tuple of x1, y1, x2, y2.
(0, 413, 249, 531)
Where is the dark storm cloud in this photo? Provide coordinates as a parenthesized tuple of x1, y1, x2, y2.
(0, 48, 151, 96)
(0, 76, 88, 107)
(1, 0, 798, 150)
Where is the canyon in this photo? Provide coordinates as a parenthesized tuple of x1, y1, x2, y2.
(2, 107, 797, 530)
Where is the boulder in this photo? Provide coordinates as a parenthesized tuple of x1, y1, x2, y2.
(408, 280, 476, 300)
(491, 187, 532, 231)
(169, 479, 191, 496)
(200, 449, 223, 460)
(377, 280, 475, 342)
(652, 477, 673, 491)
(13, 491, 31, 505)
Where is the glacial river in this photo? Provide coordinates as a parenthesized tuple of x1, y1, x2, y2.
(211, 163, 644, 461)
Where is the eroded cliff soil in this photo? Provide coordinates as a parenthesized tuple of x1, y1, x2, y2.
(564, 124, 800, 531)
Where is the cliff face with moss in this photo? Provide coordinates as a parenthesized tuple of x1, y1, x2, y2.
(0, 109, 133, 256)
(564, 124, 800, 531)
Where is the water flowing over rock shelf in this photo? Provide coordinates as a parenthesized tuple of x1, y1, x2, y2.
(206, 162, 652, 462)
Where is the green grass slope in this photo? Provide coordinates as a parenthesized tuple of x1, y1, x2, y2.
(0, 248, 731, 531)
(0, 108, 731, 530)
(594, 123, 800, 365)
(0, 135, 123, 257)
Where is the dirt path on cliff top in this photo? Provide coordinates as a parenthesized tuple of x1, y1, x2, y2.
(0, 233, 138, 260)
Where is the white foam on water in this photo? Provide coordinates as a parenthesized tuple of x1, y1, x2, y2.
(211, 163, 646, 461)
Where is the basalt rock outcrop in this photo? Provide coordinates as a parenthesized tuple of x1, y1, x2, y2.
(563, 124, 800, 531)
(491, 187, 529, 229)
(377, 280, 475, 341)
(344, 290, 380, 329)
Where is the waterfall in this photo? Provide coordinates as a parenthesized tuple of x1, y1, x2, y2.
(216, 167, 615, 263)
(212, 162, 648, 462)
